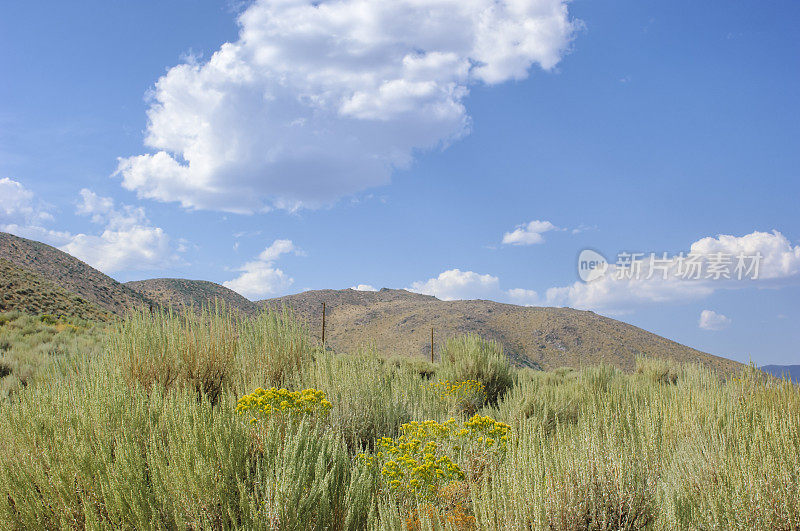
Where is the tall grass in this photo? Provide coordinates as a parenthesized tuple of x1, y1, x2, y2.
(0, 308, 798, 529)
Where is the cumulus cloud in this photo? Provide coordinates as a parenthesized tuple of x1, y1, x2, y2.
(61, 190, 181, 273)
(0, 178, 72, 245)
(0, 178, 54, 226)
(506, 287, 541, 305)
(117, 0, 578, 212)
(699, 310, 731, 331)
(502, 219, 559, 245)
(545, 230, 800, 312)
(351, 284, 378, 291)
(409, 269, 500, 300)
(223, 239, 300, 299)
(1, 179, 181, 274)
(412, 230, 800, 313)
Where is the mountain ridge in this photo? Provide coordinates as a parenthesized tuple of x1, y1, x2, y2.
(0, 231, 745, 374)
(0, 232, 149, 315)
(125, 278, 258, 315)
(260, 288, 743, 374)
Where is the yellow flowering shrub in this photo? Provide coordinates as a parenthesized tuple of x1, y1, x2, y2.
(360, 415, 511, 500)
(425, 379, 486, 415)
(236, 387, 332, 423)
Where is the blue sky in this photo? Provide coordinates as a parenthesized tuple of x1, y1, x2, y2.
(1, 0, 798, 365)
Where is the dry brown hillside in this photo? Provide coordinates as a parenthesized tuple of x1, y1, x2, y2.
(0, 232, 148, 315)
(126, 278, 258, 315)
(0, 259, 111, 321)
(260, 288, 743, 374)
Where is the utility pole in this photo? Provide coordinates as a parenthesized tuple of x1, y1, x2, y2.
(321, 302, 326, 345)
(430, 327, 434, 363)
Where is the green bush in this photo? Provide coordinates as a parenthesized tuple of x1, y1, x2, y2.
(636, 356, 681, 385)
(439, 334, 514, 404)
(109, 306, 237, 404)
(1, 309, 799, 529)
(38, 314, 57, 325)
(307, 352, 436, 452)
(236, 307, 312, 390)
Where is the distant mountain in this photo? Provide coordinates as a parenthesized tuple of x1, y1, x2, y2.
(126, 278, 258, 315)
(0, 232, 149, 315)
(0, 258, 111, 321)
(260, 288, 744, 374)
(761, 365, 800, 382)
(0, 232, 748, 375)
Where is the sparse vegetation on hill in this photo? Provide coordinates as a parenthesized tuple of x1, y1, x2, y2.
(0, 311, 106, 400)
(0, 232, 149, 315)
(0, 306, 796, 529)
(126, 277, 259, 315)
(0, 259, 112, 321)
(261, 288, 743, 375)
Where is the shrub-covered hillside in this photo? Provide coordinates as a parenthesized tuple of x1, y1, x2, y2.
(0, 307, 797, 529)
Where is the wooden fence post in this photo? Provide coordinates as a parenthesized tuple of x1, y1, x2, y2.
(431, 327, 434, 363)
(322, 302, 326, 345)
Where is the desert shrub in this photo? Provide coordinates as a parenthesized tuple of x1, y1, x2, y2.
(544, 448, 657, 530)
(439, 334, 514, 405)
(3, 306, 800, 530)
(665, 375, 800, 529)
(361, 415, 510, 500)
(308, 352, 431, 452)
(237, 307, 312, 390)
(0, 312, 20, 327)
(0, 312, 105, 401)
(579, 363, 622, 393)
(636, 356, 681, 385)
(425, 379, 486, 416)
(109, 306, 237, 404)
(38, 314, 57, 325)
(490, 376, 582, 435)
(384, 355, 437, 379)
(236, 386, 332, 422)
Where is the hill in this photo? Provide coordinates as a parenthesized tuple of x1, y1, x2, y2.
(126, 278, 258, 315)
(761, 365, 800, 382)
(260, 288, 743, 374)
(0, 232, 149, 315)
(0, 259, 111, 321)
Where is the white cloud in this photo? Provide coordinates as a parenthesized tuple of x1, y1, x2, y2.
(409, 269, 500, 300)
(223, 239, 299, 299)
(117, 0, 578, 212)
(699, 310, 731, 331)
(0, 179, 182, 274)
(223, 261, 292, 300)
(506, 287, 541, 305)
(258, 239, 296, 261)
(0, 178, 54, 226)
(412, 230, 800, 313)
(351, 284, 377, 291)
(544, 230, 800, 312)
(502, 219, 559, 245)
(60, 189, 181, 273)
